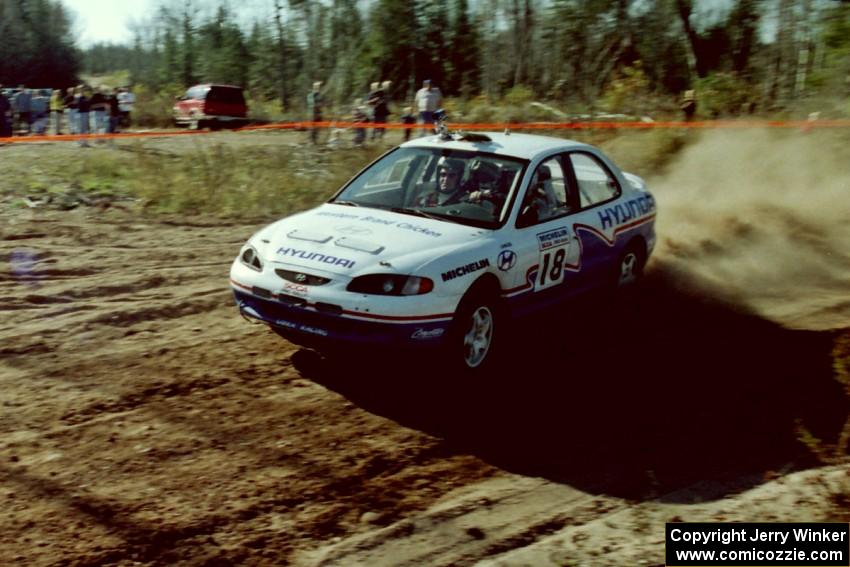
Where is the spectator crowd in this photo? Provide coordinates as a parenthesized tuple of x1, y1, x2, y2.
(0, 83, 135, 140)
(324, 77, 443, 146)
(2, 77, 443, 146)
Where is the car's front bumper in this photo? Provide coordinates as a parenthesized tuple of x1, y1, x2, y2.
(232, 289, 451, 350)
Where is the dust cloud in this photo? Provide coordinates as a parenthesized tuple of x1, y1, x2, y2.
(649, 128, 850, 331)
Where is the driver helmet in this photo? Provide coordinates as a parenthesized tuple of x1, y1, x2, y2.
(469, 159, 501, 190)
(436, 157, 464, 193)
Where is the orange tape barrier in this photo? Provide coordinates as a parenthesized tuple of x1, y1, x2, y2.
(243, 119, 850, 130)
(3, 118, 850, 144)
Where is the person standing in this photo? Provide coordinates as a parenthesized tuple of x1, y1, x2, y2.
(352, 101, 368, 147)
(117, 87, 135, 128)
(0, 86, 11, 138)
(50, 89, 64, 135)
(76, 87, 90, 147)
(400, 106, 416, 142)
(306, 81, 323, 144)
(366, 81, 379, 112)
(680, 90, 697, 122)
(64, 87, 78, 134)
(414, 79, 442, 136)
(107, 88, 121, 135)
(90, 87, 108, 139)
(370, 80, 391, 142)
(31, 90, 49, 134)
(13, 85, 32, 134)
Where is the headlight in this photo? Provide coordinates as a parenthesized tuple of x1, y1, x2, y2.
(346, 274, 433, 296)
(240, 245, 263, 271)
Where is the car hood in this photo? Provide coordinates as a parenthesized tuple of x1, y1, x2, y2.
(253, 204, 490, 276)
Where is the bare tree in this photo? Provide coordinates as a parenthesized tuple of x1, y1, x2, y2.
(274, 0, 290, 110)
(510, 0, 534, 86)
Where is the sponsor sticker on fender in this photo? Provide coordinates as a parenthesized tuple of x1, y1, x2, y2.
(536, 227, 569, 250)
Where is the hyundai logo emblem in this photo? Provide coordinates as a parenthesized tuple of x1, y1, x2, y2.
(294, 273, 308, 283)
(497, 249, 517, 271)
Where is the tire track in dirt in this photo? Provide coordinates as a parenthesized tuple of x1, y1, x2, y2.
(305, 477, 624, 567)
(0, 207, 498, 566)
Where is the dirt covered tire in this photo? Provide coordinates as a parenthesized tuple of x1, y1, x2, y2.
(615, 241, 646, 288)
(447, 285, 501, 375)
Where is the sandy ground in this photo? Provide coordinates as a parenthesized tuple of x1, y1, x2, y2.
(1, 130, 848, 566)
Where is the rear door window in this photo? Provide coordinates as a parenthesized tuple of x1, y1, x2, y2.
(518, 157, 572, 226)
(568, 152, 620, 208)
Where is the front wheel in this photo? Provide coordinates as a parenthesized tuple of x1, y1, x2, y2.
(448, 288, 501, 374)
(463, 304, 495, 369)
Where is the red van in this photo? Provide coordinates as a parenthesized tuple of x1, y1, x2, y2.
(173, 84, 248, 129)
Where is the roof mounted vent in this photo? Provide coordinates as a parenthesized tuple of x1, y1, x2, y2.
(432, 109, 494, 143)
(456, 132, 492, 142)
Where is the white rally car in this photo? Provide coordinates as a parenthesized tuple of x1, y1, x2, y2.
(230, 128, 656, 372)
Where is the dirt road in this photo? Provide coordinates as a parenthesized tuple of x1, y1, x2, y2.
(1, 130, 848, 566)
(0, 208, 503, 565)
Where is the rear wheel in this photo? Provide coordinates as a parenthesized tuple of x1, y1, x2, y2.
(615, 241, 646, 288)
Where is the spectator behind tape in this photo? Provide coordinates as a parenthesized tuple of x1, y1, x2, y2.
(414, 79, 442, 137)
(0, 85, 11, 137)
(117, 87, 135, 128)
(50, 89, 64, 135)
(13, 85, 32, 134)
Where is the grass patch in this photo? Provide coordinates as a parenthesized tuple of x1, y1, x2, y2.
(0, 129, 695, 215)
(128, 141, 386, 217)
(597, 129, 692, 177)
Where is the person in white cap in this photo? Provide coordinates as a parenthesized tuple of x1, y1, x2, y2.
(414, 79, 442, 137)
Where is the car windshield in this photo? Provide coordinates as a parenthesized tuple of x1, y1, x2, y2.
(331, 147, 527, 228)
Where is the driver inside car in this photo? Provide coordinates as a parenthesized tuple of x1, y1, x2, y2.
(414, 157, 467, 207)
(415, 157, 508, 214)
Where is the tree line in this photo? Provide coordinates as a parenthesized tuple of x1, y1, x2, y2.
(0, 0, 79, 89)
(3, 0, 849, 117)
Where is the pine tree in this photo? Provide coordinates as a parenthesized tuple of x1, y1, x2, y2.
(363, 0, 420, 102)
